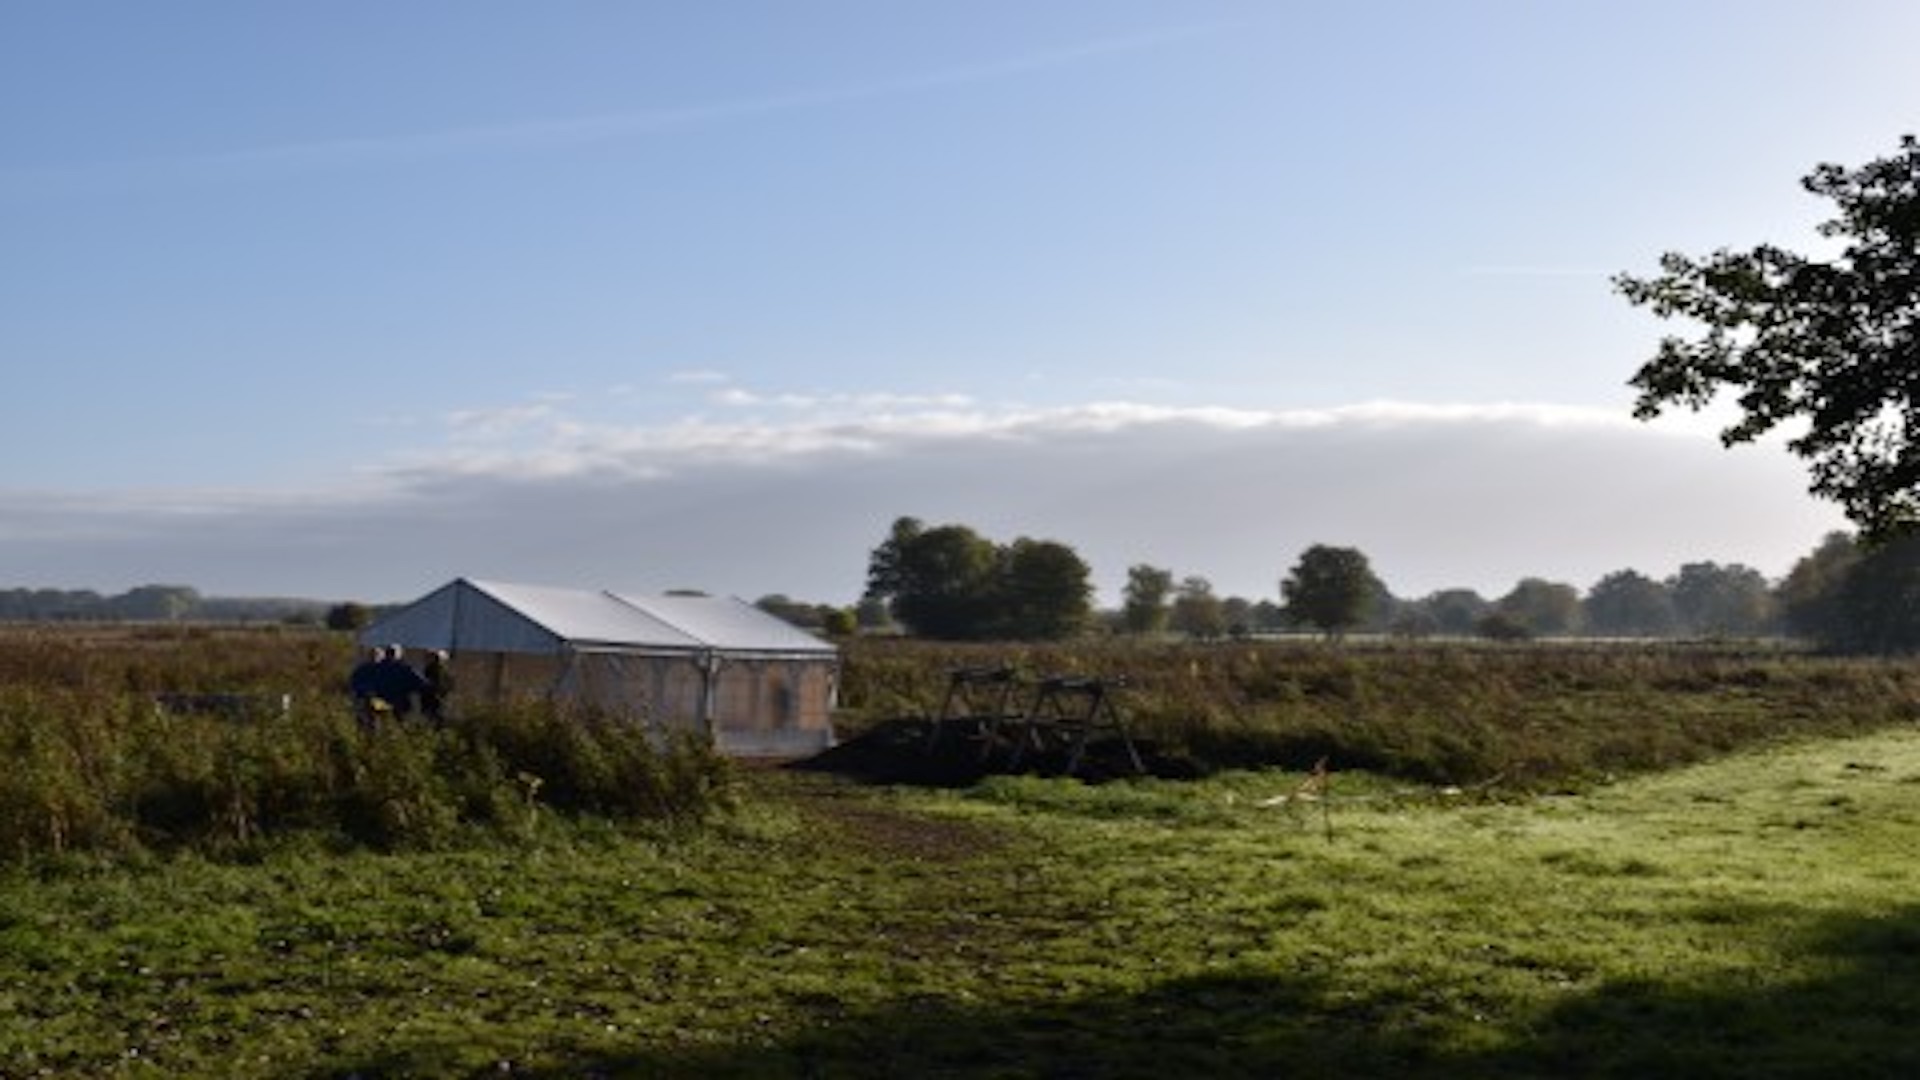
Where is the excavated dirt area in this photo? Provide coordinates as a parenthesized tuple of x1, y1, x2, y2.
(789, 717, 1201, 788)
(764, 718, 1203, 866)
(768, 773, 1014, 864)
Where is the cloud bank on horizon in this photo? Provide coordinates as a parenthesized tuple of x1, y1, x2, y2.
(0, 384, 1843, 606)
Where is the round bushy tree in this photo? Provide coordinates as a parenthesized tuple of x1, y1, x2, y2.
(1281, 544, 1381, 639)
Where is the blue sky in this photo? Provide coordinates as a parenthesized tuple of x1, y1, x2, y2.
(2, 1, 1908, 605)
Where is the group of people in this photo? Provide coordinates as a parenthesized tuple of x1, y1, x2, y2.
(349, 644, 453, 731)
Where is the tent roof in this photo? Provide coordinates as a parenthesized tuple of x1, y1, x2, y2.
(612, 591, 839, 655)
(362, 578, 835, 657)
(474, 580, 704, 650)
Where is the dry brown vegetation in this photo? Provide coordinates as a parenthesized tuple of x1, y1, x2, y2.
(834, 637, 1920, 786)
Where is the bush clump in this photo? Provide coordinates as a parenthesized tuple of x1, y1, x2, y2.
(0, 686, 735, 863)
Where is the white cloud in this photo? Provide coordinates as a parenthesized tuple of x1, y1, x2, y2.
(0, 396, 1844, 604)
(443, 402, 565, 441)
(666, 370, 732, 385)
(709, 387, 977, 412)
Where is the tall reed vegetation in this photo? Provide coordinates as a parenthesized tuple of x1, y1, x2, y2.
(0, 627, 733, 863)
(836, 637, 1920, 786)
(7, 625, 1918, 863)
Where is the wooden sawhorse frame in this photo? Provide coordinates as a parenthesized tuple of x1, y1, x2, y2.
(925, 665, 1024, 754)
(1004, 675, 1146, 777)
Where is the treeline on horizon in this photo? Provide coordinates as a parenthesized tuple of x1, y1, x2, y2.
(5, 526, 1912, 655)
(0, 584, 330, 624)
(812, 520, 1920, 655)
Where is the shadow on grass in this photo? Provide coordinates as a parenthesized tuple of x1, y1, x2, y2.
(1477, 904, 1920, 1079)
(322, 906, 1920, 1079)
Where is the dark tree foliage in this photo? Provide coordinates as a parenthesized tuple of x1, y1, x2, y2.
(1666, 561, 1774, 638)
(1496, 578, 1581, 637)
(0, 588, 105, 620)
(1476, 611, 1532, 642)
(1825, 533, 1920, 653)
(1421, 588, 1491, 636)
(1121, 564, 1174, 635)
(1583, 570, 1677, 638)
(863, 517, 1090, 640)
(994, 538, 1093, 640)
(1615, 136, 1920, 541)
(1280, 544, 1381, 638)
(865, 518, 999, 640)
(1168, 576, 1227, 640)
(754, 594, 844, 632)
(1772, 529, 1920, 654)
(325, 602, 373, 632)
(1775, 531, 1862, 643)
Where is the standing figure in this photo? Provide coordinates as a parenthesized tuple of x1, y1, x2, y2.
(372, 644, 431, 721)
(349, 645, 388, 733)
(421, 649, 454, 725)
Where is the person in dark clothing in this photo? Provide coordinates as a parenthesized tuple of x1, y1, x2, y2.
(373, 645, 431, 720)
(421, 649, 454, 725)
(349, 645, 390, 733)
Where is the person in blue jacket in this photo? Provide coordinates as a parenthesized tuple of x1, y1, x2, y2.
(373, 644, 431, 720)
(349, 645, 388, 732)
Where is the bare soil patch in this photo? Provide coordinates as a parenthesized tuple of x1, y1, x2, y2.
(791, 717, 1200, 788)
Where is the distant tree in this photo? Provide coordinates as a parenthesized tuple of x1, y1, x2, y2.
(1280, 545, 1382, 639)
(1121, 564, 1175, 635)
(1477, 612, 1533, 642)
(1667, 562, 1774, 637)
(755, 595, 837, 631)
(1248, 599, 1286, 633)
(198, 596, 329, 623)
(1389, 605, 1440, 639)
(1220, 596, 1256, 638)
(862, 516, 924, 608)
(1825, 533, 1920, 653)
(1616, 136, 1920, 541)
(1775, 532, 1862, 643)
(853, 595, 894, 632)
(1361, 581, 1411, 634)
(0, 588, 104, 620)
(993, 538, 1093, 640)
(865, 518, 998, 639)
(325, 602, 373, 632)
(1583, 570, 1678, 638)
(111, 585, 201, 622)
(864, 517, 1090, 640)
(1420, 589, 1490, 637)
(1496, 578, 1581, 637)
(821, 608, 859, 637)
(1168, 576, 1228, 640)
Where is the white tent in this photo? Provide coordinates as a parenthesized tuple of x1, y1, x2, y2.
(361, 578, 838, 756)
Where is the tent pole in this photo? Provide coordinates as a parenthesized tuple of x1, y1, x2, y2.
(699, 650, 722, 740)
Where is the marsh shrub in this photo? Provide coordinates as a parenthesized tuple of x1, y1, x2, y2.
(0, 689, 133, 859)
(455, 701, 735, 823)
(836, 638, 1920, 787)
(0, 628, 738, 862)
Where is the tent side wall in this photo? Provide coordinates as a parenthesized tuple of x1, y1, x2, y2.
(443, 648, 712, 736)
(706, 654, 838, 756)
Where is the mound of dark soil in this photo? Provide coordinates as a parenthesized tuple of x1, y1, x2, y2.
(792, 717, 1201, 787)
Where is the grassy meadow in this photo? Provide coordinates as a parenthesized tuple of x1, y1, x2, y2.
(2, 626, 1919, 1076)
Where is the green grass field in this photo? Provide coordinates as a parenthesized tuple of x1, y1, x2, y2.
(6, 722, 1919, 1077)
